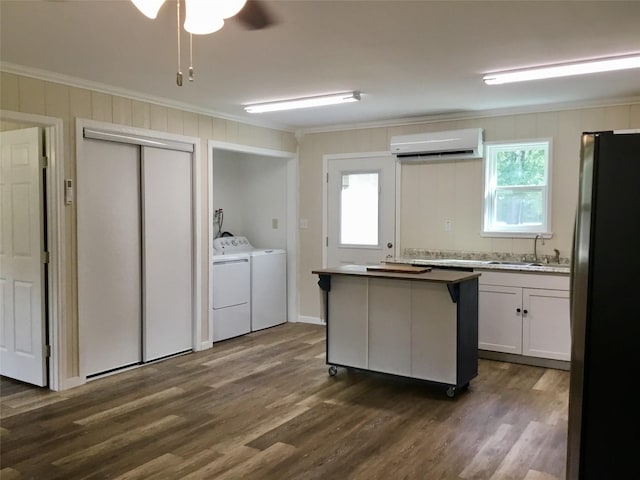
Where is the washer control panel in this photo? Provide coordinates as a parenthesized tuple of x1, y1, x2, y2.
(213, 236, 253, 253)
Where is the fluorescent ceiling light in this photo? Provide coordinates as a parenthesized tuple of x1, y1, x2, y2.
(483, 54, 640, 85)
(245, 91, 361, 113)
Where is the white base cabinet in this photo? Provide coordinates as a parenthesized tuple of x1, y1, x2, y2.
(478, 285, 522, 355)
(477, 271, 571, 362)
(522, 288, 570, 360)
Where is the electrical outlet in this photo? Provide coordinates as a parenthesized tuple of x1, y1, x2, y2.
(445, 220, 453, 231)
(299, 218, 309, 229)
(272, 218, 278, 229)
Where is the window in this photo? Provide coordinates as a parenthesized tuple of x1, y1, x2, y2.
(483, 140, 551, 235)
(340, 171, 379, 246)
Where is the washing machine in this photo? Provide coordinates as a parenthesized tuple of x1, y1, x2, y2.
(212, 238, 251, 342)
(213, 236, 287, 332)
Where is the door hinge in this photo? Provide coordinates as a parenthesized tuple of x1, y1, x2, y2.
(326, 237, 328, 247)
(44, 345, 51, 358)
(42, 251, 50, 264)
(326, 172, 329, 183)
(41, 156, 49, 168)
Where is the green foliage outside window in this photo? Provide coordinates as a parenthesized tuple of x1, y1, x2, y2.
(496, 149, 546, 186)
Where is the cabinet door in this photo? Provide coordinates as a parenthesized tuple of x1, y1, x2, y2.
(368, 279, 411, 376)
(478, 285, 522, 354)
(327, 276, 368, 369)
(411, 282, 457, 384)
(522, 288, 571, 360)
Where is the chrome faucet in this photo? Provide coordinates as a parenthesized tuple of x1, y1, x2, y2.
(534, 234, 545, 262)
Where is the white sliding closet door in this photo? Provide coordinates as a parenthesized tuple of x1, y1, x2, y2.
(142, 147, 192, 361)
(78, 140, 142, 377)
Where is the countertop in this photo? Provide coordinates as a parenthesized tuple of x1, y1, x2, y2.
(312, 264, 481, 284)
(394, 258, 570, 275)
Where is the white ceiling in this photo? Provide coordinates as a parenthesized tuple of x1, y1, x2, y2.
(2, 0, 639, 131)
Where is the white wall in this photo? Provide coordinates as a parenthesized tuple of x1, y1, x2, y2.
(211, 150, 246, 237)
(212, 150, 288, 249)
(242, 157, 288, 249)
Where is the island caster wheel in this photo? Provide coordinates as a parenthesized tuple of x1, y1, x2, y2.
(446, 386, 456, 398)
(328, 366, 338, 376)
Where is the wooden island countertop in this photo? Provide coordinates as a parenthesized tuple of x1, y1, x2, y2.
(312, 264, 481, 284)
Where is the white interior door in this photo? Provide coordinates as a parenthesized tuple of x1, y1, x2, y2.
(0, 127, 47, 386)
(142, 146, 193, 361)
(78, 139, 142, 377)
(327, 155, 396, 266)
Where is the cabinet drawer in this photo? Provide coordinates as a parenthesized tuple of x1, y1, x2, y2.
(477, 270, 569, 290)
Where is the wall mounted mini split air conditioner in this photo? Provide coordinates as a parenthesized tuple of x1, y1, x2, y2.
(390, 128, 484, 162)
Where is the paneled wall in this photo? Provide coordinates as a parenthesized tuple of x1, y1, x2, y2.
(0, 72, 297, 389)
(297, 104, 640, 319)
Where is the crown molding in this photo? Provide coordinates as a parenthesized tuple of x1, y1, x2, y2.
(0, 62, 296, 133)
(4, 62, 638, 138)
(297, 96, 640, 136)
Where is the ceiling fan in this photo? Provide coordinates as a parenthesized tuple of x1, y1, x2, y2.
(131, 0, 276, 85)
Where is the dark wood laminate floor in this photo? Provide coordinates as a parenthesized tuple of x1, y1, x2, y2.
(0, 323, 569, 480)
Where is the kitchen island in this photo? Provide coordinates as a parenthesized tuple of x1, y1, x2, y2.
(312, 265, 480, 397)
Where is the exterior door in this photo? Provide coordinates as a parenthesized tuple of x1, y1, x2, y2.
(0, 127, 48, 386)
(327, 155, 396, 266)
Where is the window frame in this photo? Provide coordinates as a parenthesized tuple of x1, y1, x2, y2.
(481, 138, 553, 237)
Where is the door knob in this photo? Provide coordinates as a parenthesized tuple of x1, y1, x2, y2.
(387, 242, 393, 248)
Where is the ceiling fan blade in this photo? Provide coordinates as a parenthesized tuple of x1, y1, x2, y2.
(236, 0, 276, 30)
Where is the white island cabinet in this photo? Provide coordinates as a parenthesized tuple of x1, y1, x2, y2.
(477, 270, 571, 365)
(313, 265, 480, 397)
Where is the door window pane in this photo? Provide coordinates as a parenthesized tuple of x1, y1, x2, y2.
(340, 172, 379, 246)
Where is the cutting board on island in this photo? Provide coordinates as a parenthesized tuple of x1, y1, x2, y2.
(366, 264, 432, 273)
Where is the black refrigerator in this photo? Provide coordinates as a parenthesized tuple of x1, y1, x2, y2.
(567, 130, 640, 479)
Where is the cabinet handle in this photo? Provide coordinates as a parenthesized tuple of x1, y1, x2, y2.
(523, 309, 528, 316)
(516, 308, 521, 313)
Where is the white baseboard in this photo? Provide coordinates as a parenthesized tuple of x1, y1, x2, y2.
(296, 316, 325, 326)
(58, 376, 86, 391)
(196, 340, 213, 351)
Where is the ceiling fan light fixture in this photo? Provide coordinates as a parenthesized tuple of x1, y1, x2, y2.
(131, 0, 166, 19)
(484, 53, 640, 85)
(244, 91, 361, 113)
(183, 0, 224, 34)
(216, 0, 249, 19)
(183, 0, 247, 34)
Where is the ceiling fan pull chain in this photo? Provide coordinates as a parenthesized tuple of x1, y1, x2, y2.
(176, 0, 183, 86)
(189, 33, 194, 82)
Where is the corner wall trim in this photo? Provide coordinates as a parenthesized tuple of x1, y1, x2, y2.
(297, 316, 325, 326)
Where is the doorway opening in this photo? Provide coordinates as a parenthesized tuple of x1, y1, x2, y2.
(208, 140, 298, 333)
(0, 110, 64, 391)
